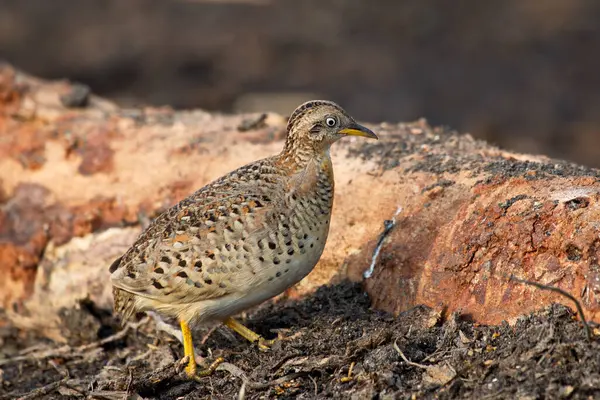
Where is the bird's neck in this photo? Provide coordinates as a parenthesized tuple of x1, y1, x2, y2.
(277, 145, 335, 206)
(277, 143, 332, 174)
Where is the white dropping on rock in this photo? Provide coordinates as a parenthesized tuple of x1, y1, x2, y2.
(363, 205, 403, 279)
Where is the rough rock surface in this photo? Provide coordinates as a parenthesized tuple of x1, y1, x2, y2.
(346, 135, 600, 325)
(2, 65, 600, 398)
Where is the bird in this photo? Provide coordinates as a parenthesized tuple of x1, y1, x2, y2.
(109, 100, 378, 380)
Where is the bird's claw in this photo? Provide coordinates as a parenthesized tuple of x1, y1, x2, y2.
(183, 356, 225, 381)
(256, 336, 277, 351)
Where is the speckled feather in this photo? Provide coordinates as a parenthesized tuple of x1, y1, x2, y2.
(110, 100, 368, 327)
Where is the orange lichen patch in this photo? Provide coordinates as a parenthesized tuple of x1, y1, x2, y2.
(0, 120, 50, 170)
(0, 67, 50, 169)
(69, 196, 137, 240)
(0, 243, 38, 309)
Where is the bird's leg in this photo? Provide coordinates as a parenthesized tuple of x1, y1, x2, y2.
(223, 317, 276, 350)
(180, 319, 224, 380)
(149, 312, 210, 366)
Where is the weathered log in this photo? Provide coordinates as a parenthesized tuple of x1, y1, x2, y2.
(1, 64, 599, 340)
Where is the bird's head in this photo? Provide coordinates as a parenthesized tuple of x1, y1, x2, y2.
(282, 100, 377, 159)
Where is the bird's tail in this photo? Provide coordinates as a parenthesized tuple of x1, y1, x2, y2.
(112, 287, 138, 326)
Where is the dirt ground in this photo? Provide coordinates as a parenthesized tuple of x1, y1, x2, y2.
(1, 281, 599, 399)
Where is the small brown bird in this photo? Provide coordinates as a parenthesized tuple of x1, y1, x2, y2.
(109, 100, 377, 379)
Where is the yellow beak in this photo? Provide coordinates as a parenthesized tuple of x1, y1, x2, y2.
(338, 123, 378, 139)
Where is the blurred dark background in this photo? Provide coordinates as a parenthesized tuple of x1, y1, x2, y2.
(1, 0, 600, 166)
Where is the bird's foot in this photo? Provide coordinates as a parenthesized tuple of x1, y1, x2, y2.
(179, 319, 224, 381)
(181, 355, 225, 381)
(256, 336, 276, 351)
(256, 329, 293, 350)
(225, 317, 292, 351)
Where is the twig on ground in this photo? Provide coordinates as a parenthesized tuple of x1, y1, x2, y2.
(251, 372, 309, 390)
(509, 274, 592, 340)
(0, 317, 150, 367)
(126, 367, 134, 394)
(16, 344, 48, 356)
(364, 205, 403, 279)
(309, 375, 319, 396)
(128, 348, 153, 363)
(269, 352, 304, 373)
(200, 325, 218, 345)
(84, 390, 128, 400)
(124, 360, 183, 395)
(79, 316, 151, 352)
(0, 345, 70, 367)
(393, 339, 429, 370)
(237, 381, 247, 400)
(217, 362, 308, 390)
(14, 377, 69, 400)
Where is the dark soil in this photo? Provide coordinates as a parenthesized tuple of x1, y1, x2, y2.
(1, 282, 599, 399)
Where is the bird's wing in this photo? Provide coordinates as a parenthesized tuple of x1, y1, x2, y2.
(110, 172, 288, 305)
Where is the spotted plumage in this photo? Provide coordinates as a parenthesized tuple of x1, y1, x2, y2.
(109, 100, 377, 379)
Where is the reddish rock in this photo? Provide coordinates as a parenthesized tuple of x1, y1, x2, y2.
(69, 196, 135, 239)
(347, 155, 600, 324)
(76, 125, 118, 175)
(0, 64, 23, 110)
(0, 243, 38, 310)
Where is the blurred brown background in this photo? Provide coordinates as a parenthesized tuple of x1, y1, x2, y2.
(1, 0, 599, 166)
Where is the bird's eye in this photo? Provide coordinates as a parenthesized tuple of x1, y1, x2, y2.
(325, 117, 337, 127)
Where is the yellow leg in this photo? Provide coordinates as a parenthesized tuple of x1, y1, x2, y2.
(180, 320, 224, 380)
(180, 320, 197, 376)
(224, 317, 275, 350)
